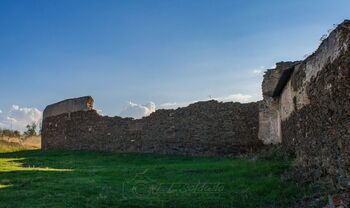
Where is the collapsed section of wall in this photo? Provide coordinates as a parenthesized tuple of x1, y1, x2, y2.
(42, 100, 262, 156)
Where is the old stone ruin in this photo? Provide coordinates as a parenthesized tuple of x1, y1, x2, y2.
(42, 97, 262, 156)
(42, 20, 350, 188)
(259, 20, 350, 188)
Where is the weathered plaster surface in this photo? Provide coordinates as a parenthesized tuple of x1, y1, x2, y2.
(258, 98, 281, 144)
(43, 96, 94, 119)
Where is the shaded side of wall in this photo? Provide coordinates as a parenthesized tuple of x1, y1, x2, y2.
(42, 101, 262, 156)
(259, 62, 299, 144)
(280, 21, 350, 187)
(258, 97, 281, 144)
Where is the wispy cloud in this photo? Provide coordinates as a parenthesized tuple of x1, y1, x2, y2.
(252, 65, 277, 75)
(159, 93, 255, 109)
(252, 66, 265, 75)
(158, 102, 188, 109)
(252, 69, 263, 74)
(214, 93, 253, 103)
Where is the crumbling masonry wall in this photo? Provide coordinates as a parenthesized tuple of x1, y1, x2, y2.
(259, 62, 300, 144)
(260, 20, 350, 187)
(42, 100, 262, 156)
(282, 21, 350, 187)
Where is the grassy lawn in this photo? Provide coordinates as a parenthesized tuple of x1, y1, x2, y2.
(0, 149, 306, 208)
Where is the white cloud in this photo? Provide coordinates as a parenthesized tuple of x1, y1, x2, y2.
(214, 93, 253, 103)
(158, 102, 177, 107)
(252, 66, 265, 75)
(158, 102, 184, 109)
(119, 101, 156, 119)
(252, 65, 277, 75)
(0, 105, 42, 132)
(96, 109, 104, 116)
(253, 69, 263, 74)
(159, 93, 254, 109)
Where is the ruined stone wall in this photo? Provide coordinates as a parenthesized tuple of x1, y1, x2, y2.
(280, 21, 350, 187)
(43, 96, 94, 119)
(259, 62, 299, 144)
(258, 97, 281, 144)
(42, 100, 262, 156)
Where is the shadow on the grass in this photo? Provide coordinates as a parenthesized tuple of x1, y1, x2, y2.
(0, 149, 306, 208)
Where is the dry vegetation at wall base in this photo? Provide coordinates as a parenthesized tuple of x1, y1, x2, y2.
(0, 136, 41, 150)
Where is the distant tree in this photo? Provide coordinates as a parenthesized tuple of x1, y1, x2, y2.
(24, 123, 37, 137)
(0, 128, 21, 137)
(38, 121, 42, 135)
(13, 130, 21, 137)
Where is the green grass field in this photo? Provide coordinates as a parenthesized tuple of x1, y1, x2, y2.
(0, 149, 307, 208)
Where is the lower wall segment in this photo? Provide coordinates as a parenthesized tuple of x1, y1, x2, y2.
(42, 100, 263, 156)
(282, 43, 350, 187)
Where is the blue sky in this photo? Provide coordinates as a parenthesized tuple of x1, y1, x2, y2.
(0, 0, 349, 123)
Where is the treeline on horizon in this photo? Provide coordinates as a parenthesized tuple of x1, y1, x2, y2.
(0, 123, 40, 137)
